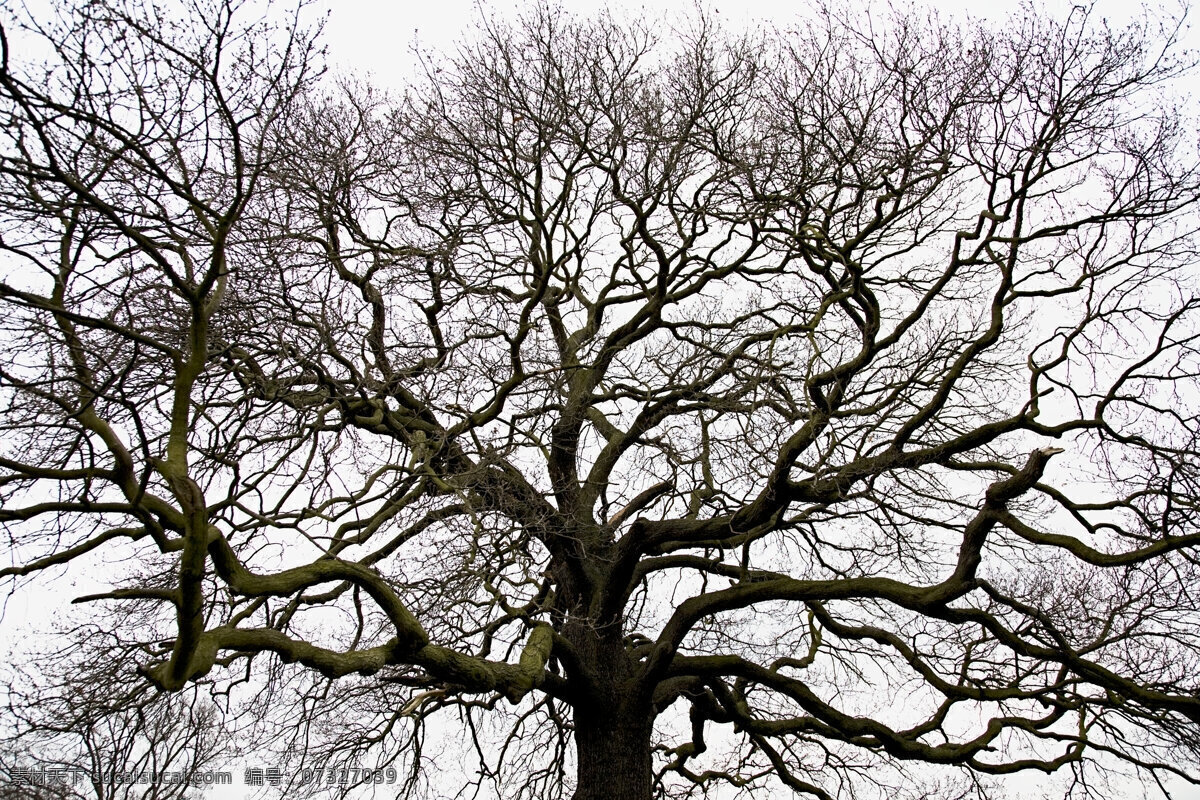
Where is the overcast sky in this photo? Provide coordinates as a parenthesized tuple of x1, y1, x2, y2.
(321, 0, 1197, 84)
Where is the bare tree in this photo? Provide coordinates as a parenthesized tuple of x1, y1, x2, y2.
(2, 1, 1199, 799)
(1, 622, 233, 800)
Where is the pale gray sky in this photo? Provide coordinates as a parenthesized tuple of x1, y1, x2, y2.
(321, 0, 1195, 83)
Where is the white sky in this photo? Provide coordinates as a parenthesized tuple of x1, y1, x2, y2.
(321, 0, 1198, 82)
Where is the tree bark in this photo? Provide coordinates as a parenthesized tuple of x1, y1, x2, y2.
(572, 700, 654, 800)
(562, 607, 654, 800)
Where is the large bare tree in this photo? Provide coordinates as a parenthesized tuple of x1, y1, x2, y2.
(2, 1, 1199, 798)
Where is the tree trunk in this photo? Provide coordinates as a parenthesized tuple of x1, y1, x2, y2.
(560, 604, 654, 800)
(572, 700, 654, 800)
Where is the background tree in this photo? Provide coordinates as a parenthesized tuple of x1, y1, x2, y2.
(2, 1, 1200, 799)
(0, 623, 232, 800)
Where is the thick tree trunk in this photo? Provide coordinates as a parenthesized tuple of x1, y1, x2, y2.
(572, 701, 654, 800)
(553, 549, 654, 800)
(559, 605, 654, 800)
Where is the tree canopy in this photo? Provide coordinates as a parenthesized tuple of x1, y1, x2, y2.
(1, 1, 1199, 798)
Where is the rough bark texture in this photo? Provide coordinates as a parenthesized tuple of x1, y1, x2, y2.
(566, 614, 654, 800)
(573, 702, 654, 800)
